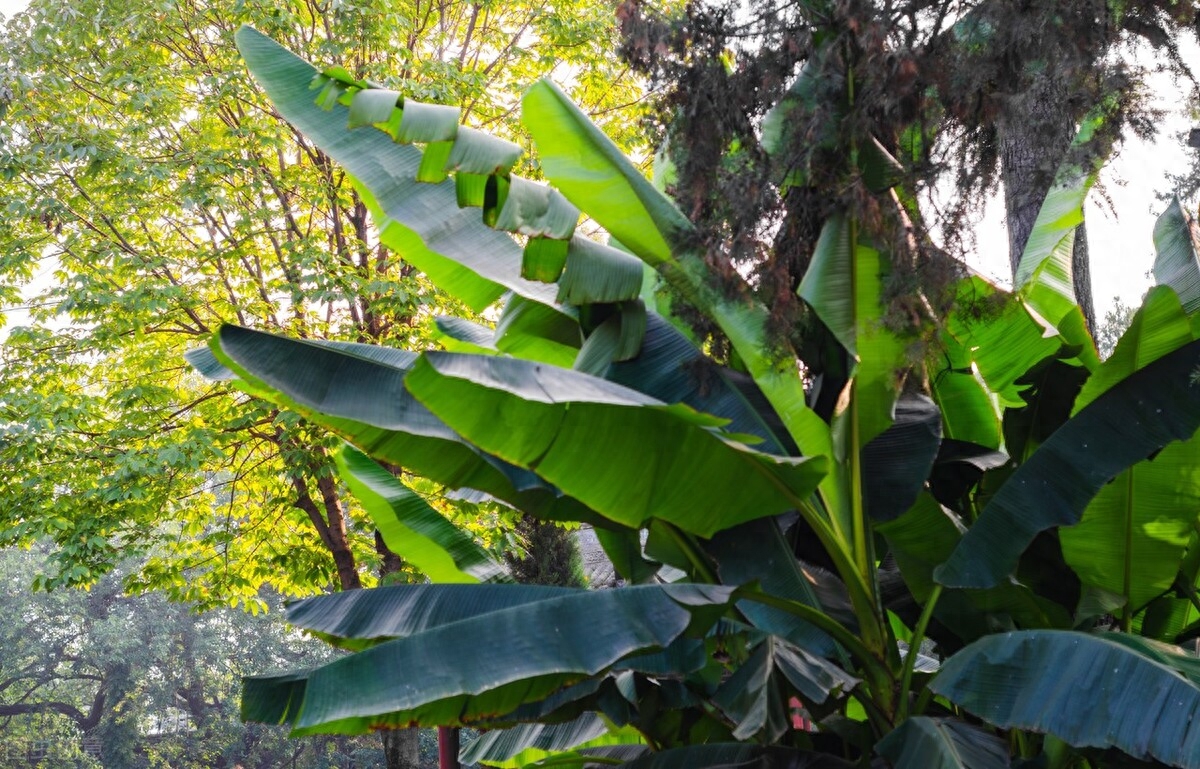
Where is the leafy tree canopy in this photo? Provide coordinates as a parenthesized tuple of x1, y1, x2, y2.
(0, 0, 658, 603)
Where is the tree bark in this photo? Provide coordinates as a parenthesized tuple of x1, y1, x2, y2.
(290, 470, 362, 591)
(376, 529, 422, 769)
(996, 72, 1097, 335)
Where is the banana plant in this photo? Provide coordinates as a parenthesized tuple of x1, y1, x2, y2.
(191, 26, 1200, 768)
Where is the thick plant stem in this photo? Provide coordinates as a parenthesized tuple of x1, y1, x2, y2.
(898, 584, 941, 720)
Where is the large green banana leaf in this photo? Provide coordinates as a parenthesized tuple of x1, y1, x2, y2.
(235, 27, 564, 315)
(1060, 287, 1200, 613)
(242, 584, 735, 733)
(492, 295, 582, 368)
(607, 313, 793, 455)
(943, 276, 1061, 409)
(928, 328, 1002, 448)
(521, 80, 692, 268)
(334, 445, 511, 585)
(936, 338, 1200, 589)
(205, 325, 540, 502)
(930, 630, 1200, 768)
(798, 214, 904, 449)
(860, 395, 942, 522)
(878, 494, 1069, 644)
(404, 352, 828, 537)
(285, 583, 580, 651)
(1154, 197, 1200, 314)
(520, 76, 833, 508)
(876, 717, 1009, 769)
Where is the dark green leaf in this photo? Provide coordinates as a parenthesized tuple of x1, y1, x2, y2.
(861, 395, 942, 521)
(876, 717, 1009, 769)
(245, 584, 735, 733)
(931, 630, 1200, 768)
(936, 339, 1200, 589)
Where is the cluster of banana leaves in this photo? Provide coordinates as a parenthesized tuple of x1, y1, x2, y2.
(189, 26, 1200, 769)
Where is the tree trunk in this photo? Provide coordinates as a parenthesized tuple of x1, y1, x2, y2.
(996, 72, 1096, 335)
(375, 530, 423, 769)
(381, 728, 421, 769)
(290, 470, 362, 591)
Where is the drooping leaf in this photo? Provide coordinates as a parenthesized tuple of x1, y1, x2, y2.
(334, 445, 511, 585)
(557, 236, 646, 306)
(931, 630, 1200, 768)
(713, 636, 857, 742)
(434, 316, 498, 355)
(573, 302, 647, 375)
(936, 338, 1200, 589)
(207, 325, 560, 513)
(243, 584, 736, 733)
(404, 352, 828, 537)
(606, 313, 792, 455)
(493, 295, 581, 368)
(876, 717, 1009, 769)
(522, 79, 692, 267)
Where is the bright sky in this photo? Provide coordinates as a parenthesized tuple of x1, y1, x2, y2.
(964, 45, 1200, 317)
(0, 0, 1194, 330)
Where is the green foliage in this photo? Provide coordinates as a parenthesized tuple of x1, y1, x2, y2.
(186, 22, 1200, 769)
(0, 546, 394, 768)
(0, 0, 657, 601)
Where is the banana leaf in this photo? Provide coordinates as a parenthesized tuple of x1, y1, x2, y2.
(936, 338, 1200, 589)
(206, 325, 543, 505)
(711, 636, 858, 742)
(236, 27, 564, 315)
(459, 713, 643, 768)
(931, 630, 1200, 768)
(405, 352, 828, 538)
(1012, 112, 1104, 365)
(1153, 197, 1200, 314)
(334, 445, 510, 585)
(1060, 287, 1200, 612)
(876, 717, 1009, 769)
(704, 517, 837, 655)
(520, 75, 832, 502)
(242, 584, 736, 733)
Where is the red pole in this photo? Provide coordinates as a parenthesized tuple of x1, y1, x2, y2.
(438, 726, 460, 769)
